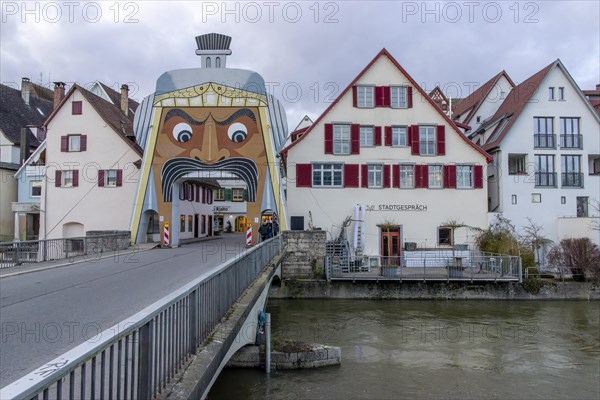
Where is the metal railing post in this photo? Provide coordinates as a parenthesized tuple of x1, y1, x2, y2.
(265, 313, 271, 373)
(189, 290, 197, 354)
(137, 319, 154, 400)
(518, 257, 523, 284)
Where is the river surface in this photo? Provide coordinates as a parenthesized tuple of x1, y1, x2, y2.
(209, 299, 600, 400)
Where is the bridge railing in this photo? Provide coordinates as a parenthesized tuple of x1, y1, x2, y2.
(0, 233, 131, 269)
(0, 235, 283, 400)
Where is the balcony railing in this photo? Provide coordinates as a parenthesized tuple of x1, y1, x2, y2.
(560, 134, 583, 149)
(535, 172, 557, 187)
(562, 172, 583, 187)
(534, 134, 556, 149)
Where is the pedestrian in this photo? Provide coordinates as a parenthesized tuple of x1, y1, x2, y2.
(267, 218, 273, 238)
(272, 220, 279, 236)
(259, 220, 269, 242)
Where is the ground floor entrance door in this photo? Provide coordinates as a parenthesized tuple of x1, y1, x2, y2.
(380, 226, 402, 266)
(193, 214, 199, 238)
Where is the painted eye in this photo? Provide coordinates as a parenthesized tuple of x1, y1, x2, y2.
(172, 122, 193, 143)
(228, 122, 248, 143)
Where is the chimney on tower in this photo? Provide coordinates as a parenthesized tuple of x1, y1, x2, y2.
(195, 33, 232, 69)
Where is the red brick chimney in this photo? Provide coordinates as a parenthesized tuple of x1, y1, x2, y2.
(21, 77, 30, 105)
(120, 84, 129, 116)
(53, 82, 65, 109)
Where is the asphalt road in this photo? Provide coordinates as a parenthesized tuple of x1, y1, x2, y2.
(0, 234, 247, 387)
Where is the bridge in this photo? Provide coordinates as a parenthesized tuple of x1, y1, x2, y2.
(0, 235, 283, 400)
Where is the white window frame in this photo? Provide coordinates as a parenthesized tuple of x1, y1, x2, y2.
(62, 170, 74, 188)
(232, 188, 245, 201)
(558, 87, 565, 101)
(548, 87, 555, 101)
(456, 165, 474, 189)
(312, 163, 343, 188)
(532, 193, 542, 203)
(419, 126, 436, 156)
(390, 86, 408, 109)
(368, 164, 383, 188)
(357, 86, 374, 108)
(399, 164, 415, 189)
(68, 135, 81, 152)
(359, 126, 374, 147)
(333, 124, 351, 155)
(391, 126, 407, 147)
(214, 189, 225, 201)
(428, 165, 443, 189)
(105, 170, 118, 187)
(30, 180, 42, 197)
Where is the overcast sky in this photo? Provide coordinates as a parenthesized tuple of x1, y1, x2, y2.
(1, 1, 598, 130)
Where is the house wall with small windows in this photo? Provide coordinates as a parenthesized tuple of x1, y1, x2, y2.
(489, 64, 600, 246)
(474, 75, 514, 129)
(176, 181, 215, 240)
(285, 51, 490, 256)
(40, 88, 142, 240)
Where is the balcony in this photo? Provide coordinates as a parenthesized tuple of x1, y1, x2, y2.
(534, 134, 556, 149)
(535, 172, 557, 187)
(560, 134, 583, 149)
(562, 172, 583, 188)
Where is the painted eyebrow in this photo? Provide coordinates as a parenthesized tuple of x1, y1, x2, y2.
(164, 109, 208, 125)
(214, 109, 256, 125)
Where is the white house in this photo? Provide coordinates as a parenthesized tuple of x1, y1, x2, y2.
(469, 59, 600, 248)
(175, 179, 219, 241)
(452, 71, 515, 135)
(283, 49, 492, 258)
(39, 83, 143, 240)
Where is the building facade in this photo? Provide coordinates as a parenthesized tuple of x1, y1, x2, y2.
(39, 84, 143, 240)
(470, 60, 600, 249)
(284, 49, 491, 258)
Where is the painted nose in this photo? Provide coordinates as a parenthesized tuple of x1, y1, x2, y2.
(190, 121, 230, 163)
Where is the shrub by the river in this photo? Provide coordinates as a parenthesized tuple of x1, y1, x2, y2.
(547, 238, 600, 283)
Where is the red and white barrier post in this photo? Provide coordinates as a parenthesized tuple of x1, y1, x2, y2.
(246, 224, 253, 247)
(163, 222, 170, 247)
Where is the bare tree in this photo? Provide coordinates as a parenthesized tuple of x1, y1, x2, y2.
(522, 217, 549, 269)
(440, 219, 467, 260)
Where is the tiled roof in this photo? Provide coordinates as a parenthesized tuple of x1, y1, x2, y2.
(30, 82, 54, 102)
(482, 61, 555, 151)
(98, 82, 139, 119)
(452, 71, 514, 124)
(0, 84, 52, 146)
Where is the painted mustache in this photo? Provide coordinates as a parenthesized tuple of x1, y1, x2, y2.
(161, 157, 259, 202)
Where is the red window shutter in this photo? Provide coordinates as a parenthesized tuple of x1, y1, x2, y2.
(98, 170, 105, 187)
(474, 165, 484, 188)
(61, 136, 68, 152)
(444, 165, 457, 188)
(436, 126, 445, 155)
(196, 185, 200, 202)
(410, 125, 420, 155)
(383, 86, 391, 107)
(72, 101, 82, 115)
(374, 126, 382, 146)
(361, 164, 369, 188)
(73, 170, 79, 187)
(407, 87, 413, 108)
(385, 126, 392, 146)
(375, 86, 383, 107)
(208, 189, 213, 204)
(202, 187, 206, 203)
(416, 165, 429, 188)
(344, 164, 359, 188)
(324, 124, 333, 154)
(296, 164, 312, 187)
(351, 124, 360, 154)
(392, 164, 400, 188)
(80, 135, 87, 151)
(55, 170, 62, 187)
(116, 169, 123, 187)
(383, 165, 391, 188)
(352, 86, 358, 107)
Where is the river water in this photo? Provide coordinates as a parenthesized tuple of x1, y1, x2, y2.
(210, 299, 600, 400)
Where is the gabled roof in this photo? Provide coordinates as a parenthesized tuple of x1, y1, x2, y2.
(428, 86, 448, 103)
(282, 48, 492, 162)
(452, 70, 515, 125)
(481, 59, 600, 151)
(45, 84, 143, 156)
(30, 82, 54, 102)
(15, 140, 46, 178)
(0, 84, 52, 146)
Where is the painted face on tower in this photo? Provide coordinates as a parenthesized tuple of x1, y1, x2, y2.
(155, 107, 266, 203)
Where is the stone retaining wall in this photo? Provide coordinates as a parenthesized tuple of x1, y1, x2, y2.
(282, 231, 327, 279)
(227, 344, 341, 370)
(85, 231, 130, 252)
(270, 280, 600, 300)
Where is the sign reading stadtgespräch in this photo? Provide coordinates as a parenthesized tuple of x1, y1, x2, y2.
(366, 204, 428, 212)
